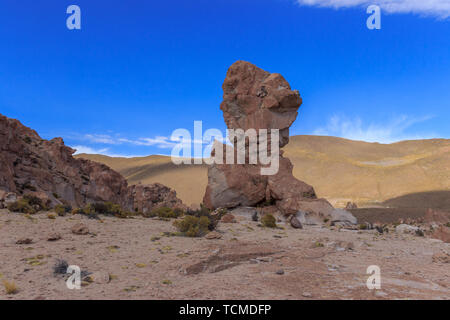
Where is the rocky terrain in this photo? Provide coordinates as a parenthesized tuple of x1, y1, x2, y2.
(0, 113, 185, 214)
(0, 208, 448, 300)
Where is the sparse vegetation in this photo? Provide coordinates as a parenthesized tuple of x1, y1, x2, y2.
(54, 204, 71, 216)
(8, 198, 36, 214)
(173, 215, 210, 237)
(184, 204, 225, 231)
(147, 207, 183, 219)
(314, 241, 325, 248)
(7, 194, 50, 214)
(72, 202, 136, 219)
(3, 280, 18, 295)
(261, 214, 277, 228)
(53, 259, 69, 275)
(47, 213, 56, 219)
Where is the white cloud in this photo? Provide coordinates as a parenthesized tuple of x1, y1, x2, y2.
(313, 114, 437, 143)
(83, 134, 119, 145)
(71, 145, 140, 158)
(80, 133, 211, 149)
(296, 0, 450, 19)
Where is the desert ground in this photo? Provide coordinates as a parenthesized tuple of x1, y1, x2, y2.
(1, 208, 448, 300)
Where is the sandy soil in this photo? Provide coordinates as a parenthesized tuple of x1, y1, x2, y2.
(0, 209, 448, 300)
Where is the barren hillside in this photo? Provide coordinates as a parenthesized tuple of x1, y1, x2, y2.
(76, 135, 450, 208)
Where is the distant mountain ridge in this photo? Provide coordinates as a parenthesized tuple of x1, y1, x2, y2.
(76, 135, 450, 207)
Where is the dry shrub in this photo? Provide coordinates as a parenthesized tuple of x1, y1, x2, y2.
(3, 280, 18, 295)
(173, 215, 210, 237)
(261, 214, 277, 228)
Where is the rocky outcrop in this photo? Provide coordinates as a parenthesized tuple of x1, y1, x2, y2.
(128, 183, 186, 214)
(0, 113, 185, 212)
(220, 60, 302, 148)
(203, 61, 356, 226)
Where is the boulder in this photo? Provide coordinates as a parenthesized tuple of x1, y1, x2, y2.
(221, 214, 237, 223)
(345, 202, 358, 210)
(127, 183, 186, 214)
(220, 60, 302, 148)
(330, 209, 358, 226)
(430, 226, 450, 243)
(395, 224, 419, 235)
(290, 216, 303, 229)
(47, 233, 62, 241)
(71, 223, 89, 235)
(203, 61, 355, 226)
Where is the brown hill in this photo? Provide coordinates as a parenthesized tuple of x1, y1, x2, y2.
(76, 135, 450, 208)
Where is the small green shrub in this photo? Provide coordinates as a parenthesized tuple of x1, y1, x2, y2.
(315, 241, 324, 248)
(150, 207, 182, 219)
(54, 204, 72, 216)
(3, 280, 18, 295)
(261, 214, 277, 228)
(185, 204, 224, 231)
(81, 202, 135, 218)
(173, 215, 210, 237)
(359, 224, 368, 230)
(72, 207, 85, 215)
(7, 199, 36, 214)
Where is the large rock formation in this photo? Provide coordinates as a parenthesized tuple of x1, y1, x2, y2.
(0, 113, 185, 213)
(203, 61, 356, 226)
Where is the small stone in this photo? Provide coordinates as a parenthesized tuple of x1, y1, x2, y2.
(275, 269, 284, 275)
(47, 233, 62, 241)
(205, 231, 222, 240)
(375, 291, 388, 298)
(71, 223, 89, 235)
(16, 238, 33, 245)
(302, 292, 312, 297)
(256, 257, 273, 263)
(221, 214, 236, 223)
(89, 271, 111, 284)
(290, 216, 303, 229)
(432, 252, 450, 264)
(395, 224, 418, 234)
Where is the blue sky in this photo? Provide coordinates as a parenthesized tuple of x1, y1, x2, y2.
(1, 0, 449, 157)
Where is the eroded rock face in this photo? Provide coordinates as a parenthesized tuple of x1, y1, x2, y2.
(128, 183, 186, 214)
(203, 61, 356, 226)
(0, 113, 184, 212)
(221, 60, 302, 148)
